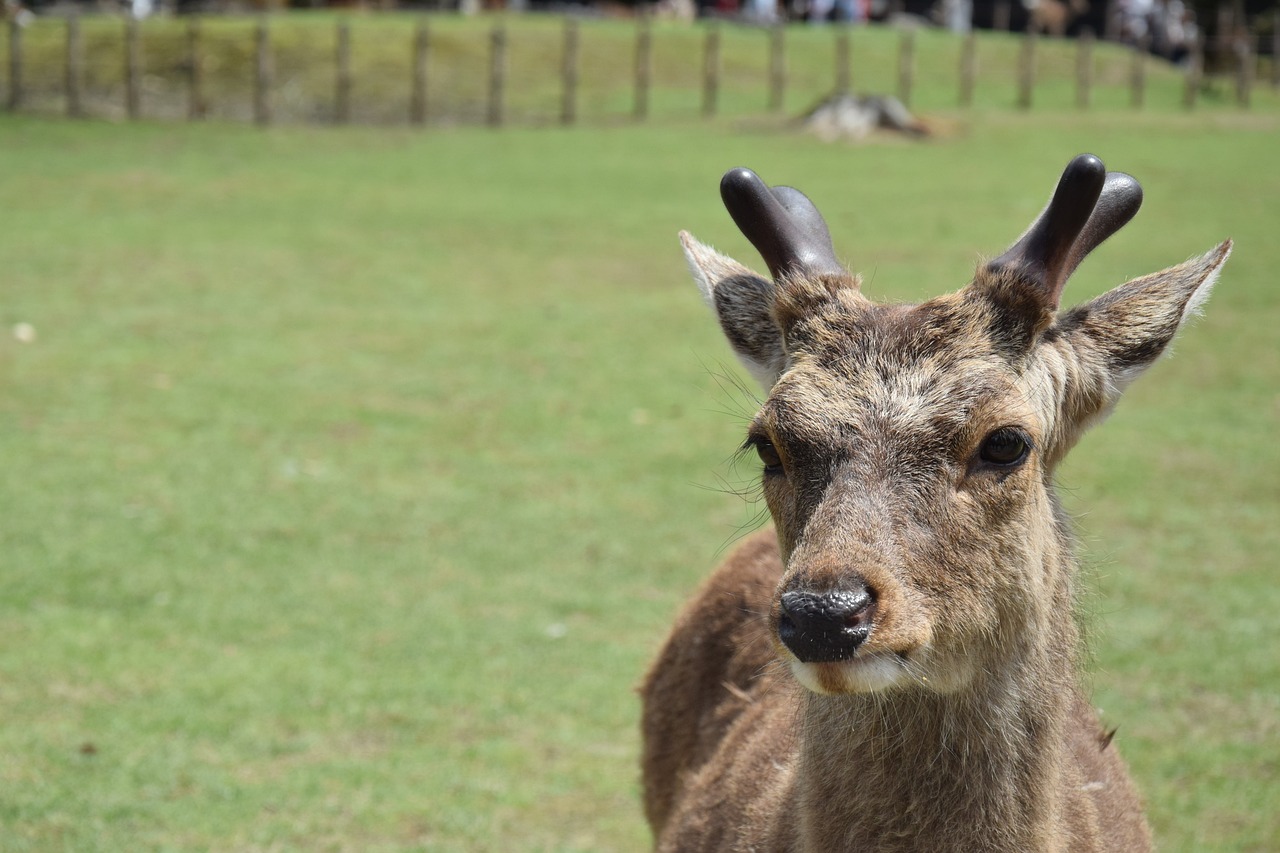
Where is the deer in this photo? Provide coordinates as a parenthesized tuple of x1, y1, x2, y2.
(640, 154, 1231, 852)
(1027, 0, 1090, 37)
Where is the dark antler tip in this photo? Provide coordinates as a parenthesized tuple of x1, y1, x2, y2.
(1069, 153, 1106, 176)
(1080, 171, 1143, 245)
(721, 167, 763, 194)
(720, 168, 773, 217)
(1106, 172, 1143, 205)
(1059, 154, 1107, 197)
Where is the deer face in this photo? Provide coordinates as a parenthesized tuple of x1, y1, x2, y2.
(683, 158, 1230, 696)
(747, 293, 1061, 695)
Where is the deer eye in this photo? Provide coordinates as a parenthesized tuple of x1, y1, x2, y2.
(753, 439, 784, 475)
(978, 427, 1032, 468)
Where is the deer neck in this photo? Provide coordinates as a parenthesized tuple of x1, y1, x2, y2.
(793, 584, 1081, 852)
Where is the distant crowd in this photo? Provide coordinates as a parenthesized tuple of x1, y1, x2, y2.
(0, 0, 1230, 68)
(1117, 0, 1197, 62)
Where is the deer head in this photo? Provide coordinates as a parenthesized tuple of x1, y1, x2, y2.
(682, 155, 1230, 697)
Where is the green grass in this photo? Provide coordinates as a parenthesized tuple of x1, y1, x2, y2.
(0, 106, 1277, 851)
(4, 12, 1276, 125)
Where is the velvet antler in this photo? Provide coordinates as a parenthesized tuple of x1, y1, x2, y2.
(720, 168, 849, 284)
(989, 154, 1144, 308)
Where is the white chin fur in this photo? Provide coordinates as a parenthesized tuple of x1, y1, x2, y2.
(788, 655, 910, 695)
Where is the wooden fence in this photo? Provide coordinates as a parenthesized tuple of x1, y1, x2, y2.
(4, 12, 1277, 127)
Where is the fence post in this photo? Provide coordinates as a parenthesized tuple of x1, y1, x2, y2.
(702, 24, 720, 117)
(1272, 10, 1279, 88)
(1129, 36, 1146, 109)
(1016, 27, 1034, 110)
(1075, 27, 1092, 109)
(188, 17, 205, 120)
(488, 24, 505, 127)
(125, 16, 141, 120)
(768, 23, 785, 112)
(1216, 5, 1232, 59)
(993, 0, 1011, 32)
(66, 11, 82, 118)
(835, 26, 851, 93)
(1183, 34, 1201, 109)
(410, 20, 428, 126)
(1235, 33, 1252, 108)
(959, 30, 975, 107)
(5, 20, 19, 111)
(335, 20, 351, 124)
(1103, 0, 1120, 41)
(634, 12, 651, 121)
(254, 16, 271, 126)
(897, 27, 915, 107)
(561, 17, 579, 125)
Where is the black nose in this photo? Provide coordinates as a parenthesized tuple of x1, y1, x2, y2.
(778, 587, 876, 663)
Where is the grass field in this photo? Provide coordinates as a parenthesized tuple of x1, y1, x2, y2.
(1, 101, 1277, 850)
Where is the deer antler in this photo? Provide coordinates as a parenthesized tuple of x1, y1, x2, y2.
(990, 154, 1143, 307)
(720, 168, 849, 284)
(1061, 171, 1143, 281)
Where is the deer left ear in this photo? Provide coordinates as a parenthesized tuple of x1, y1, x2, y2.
(681, 230, 787, 390)
(1055, 239, 1232, 408)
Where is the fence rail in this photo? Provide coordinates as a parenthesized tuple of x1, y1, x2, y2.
(3, 12, 1276, 128)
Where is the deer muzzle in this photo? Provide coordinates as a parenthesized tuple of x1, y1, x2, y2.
(777, 586, 877, 664)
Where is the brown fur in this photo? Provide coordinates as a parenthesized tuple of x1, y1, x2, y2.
(1030, 0, 1089, 37)
(643, 171, 1231, 852)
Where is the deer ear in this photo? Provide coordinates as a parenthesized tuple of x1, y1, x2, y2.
(1055, 240, 1231, 420)
(681, 231, 786, 390)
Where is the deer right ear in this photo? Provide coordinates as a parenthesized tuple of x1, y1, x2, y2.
(681, 231, 786, 390)
(1055, 240, 1232, 418)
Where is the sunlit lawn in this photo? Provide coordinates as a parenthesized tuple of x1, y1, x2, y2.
(0, 105, 1276, 850)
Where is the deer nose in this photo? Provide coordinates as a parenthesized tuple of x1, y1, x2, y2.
(778, 587, 877, 663)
